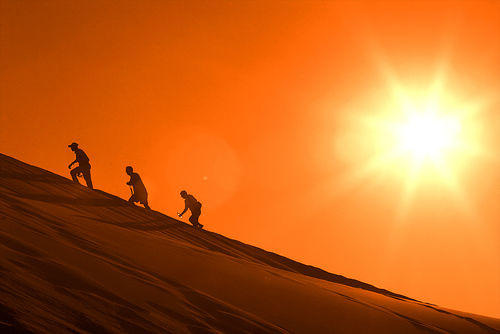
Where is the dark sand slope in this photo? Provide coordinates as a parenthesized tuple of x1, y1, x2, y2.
(0, 153, 499, 334)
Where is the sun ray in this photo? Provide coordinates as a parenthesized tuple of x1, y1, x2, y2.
(396, 156, 425, 222)
(429, 154, 477, 219)
(338, 148, 403, 192)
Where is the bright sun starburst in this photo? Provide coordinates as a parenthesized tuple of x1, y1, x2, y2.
(335, 67, 492, 219)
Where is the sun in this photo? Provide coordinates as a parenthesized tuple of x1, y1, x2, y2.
(334, 72, 491, 218)
(396, 111, 462, 161)
(374, 87, 477, 186)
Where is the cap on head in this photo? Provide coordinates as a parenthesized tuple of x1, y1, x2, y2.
(180, 190, 187, 198)
(68, 142, 78, 148)
(126, 166, 133, 173)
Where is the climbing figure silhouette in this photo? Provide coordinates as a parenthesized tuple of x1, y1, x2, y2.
(68, 142, 93, 189)
(125, 166, 150, 209)
(178, 190, 203, 229)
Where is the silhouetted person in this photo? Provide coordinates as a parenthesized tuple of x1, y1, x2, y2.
(178, 190, 203, 228)
(126, 166, 150, 209)
(68, 142, 93, 189)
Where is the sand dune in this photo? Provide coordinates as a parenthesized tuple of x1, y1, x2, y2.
(0, 153, 499, 333)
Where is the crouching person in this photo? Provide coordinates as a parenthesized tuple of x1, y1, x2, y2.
(178, 190, 203, 229)
(126, 166, 150, 209)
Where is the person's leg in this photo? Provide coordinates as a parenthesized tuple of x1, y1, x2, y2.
(196, 209, 202, 228)
(142, 195, 151, 209)
(128, 194, 137, 203)
(188, 215, 197, 227)
(70, 167, 81, 183)
(82, 168, 93, 189)
(190, 210, 202, 228)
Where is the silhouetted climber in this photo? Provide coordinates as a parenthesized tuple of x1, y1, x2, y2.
(68, 142, 93, 189)
(178, 190, 203, 228)
(126, 166, 150, 210)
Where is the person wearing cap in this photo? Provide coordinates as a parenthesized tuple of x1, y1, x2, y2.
(68, 142, 93, 189)
(178, 190, 203, 228)
(125, 166, 150, 209)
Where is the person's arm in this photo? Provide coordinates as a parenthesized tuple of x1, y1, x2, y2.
(69, 150, 83, 168)
(127, 173, 138, 186)
(178, 201, 188, 217)
(68, 159, 77, 169)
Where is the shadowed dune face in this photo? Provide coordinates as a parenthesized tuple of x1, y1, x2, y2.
(0, 152, 500, 334)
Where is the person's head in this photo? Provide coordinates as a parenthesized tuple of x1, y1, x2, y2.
(125, 166, 133, 175)
(180, 190, 187, 198)
(68, 142, 78, 152)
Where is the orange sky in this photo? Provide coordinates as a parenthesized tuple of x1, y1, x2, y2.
(1, 0, 500, 318)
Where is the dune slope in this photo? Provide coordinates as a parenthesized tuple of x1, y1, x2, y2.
(0, 153, 499, 334)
